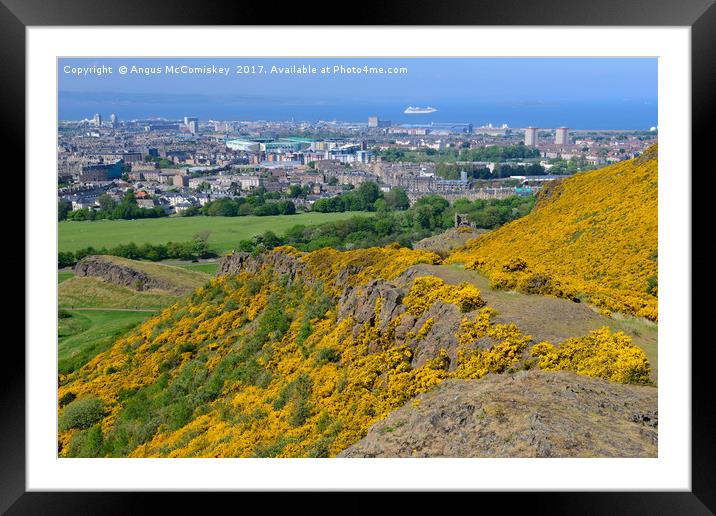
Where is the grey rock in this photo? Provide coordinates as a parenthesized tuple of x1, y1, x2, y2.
(75, 256, 168, 292)
(338, 371, 657, 458)
(217, 250, 305, 282)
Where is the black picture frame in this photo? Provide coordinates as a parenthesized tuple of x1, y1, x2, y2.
(5, 0, 714, 512)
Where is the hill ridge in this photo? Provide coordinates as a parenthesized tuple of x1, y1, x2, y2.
(447, 146, 658, 321)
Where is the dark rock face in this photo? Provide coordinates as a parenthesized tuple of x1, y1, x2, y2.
(75, 256, 168, 292)
(408, 301, 462, 369)
(338, 279, 405, 329)
(217, 251, 305, 282)
(335, 264, 365, 290)
(336, 279, 465, 369)
(338, 371, 657, 458)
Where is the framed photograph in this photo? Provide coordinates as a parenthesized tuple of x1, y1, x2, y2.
(7, 0, 714, 511)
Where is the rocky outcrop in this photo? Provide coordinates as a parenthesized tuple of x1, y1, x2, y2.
(338, 279, 406, 330)
(414, 227, 488, 258)
(75, 256, 171, 292)
(336, 278, 465, 369)
(339, 370, 658, 458)
(217, 250, 306, 281)
(407, 301, 463, 369)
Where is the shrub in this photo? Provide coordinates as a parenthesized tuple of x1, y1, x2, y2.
(517, 273, 553, 295)
(315, 346, 341, 365)
(68, 424, 104, 457)
(58, 391, 76, 408)
(403, 276, 485, 316)
(288, 399, 312, 427)
(252, 436, 292, 458)
(530, 327, 652, 385)
(501, 257, 528, 272)
(59, 395, 105, 431)
(179, 343, 196, 354)
(488, 271, 517, 291)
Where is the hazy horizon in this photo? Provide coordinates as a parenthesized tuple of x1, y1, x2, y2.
(58, 57, 658, 129)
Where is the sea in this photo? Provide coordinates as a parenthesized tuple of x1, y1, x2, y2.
(58, 94, 657, 130)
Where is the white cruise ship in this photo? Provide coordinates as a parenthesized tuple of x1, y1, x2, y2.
(404, 106, 438, 114)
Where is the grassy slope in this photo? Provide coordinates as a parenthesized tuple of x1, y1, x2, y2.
(58, 271, 74, 284)
(447, 147, 658, 320)
(97, 255, 210, 293)
(58, 212, 371, 254)
(59, 256, 212, 309)
(175, 262, 219, 275)
(58, 257, 213, 375)
(59, 276, 179, 310)
(58, 310, 152, 375)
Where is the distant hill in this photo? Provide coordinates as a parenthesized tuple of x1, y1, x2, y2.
(447, 145, 658, 321)
(59, 256, 211, 310)
(73, 255, 211, 296)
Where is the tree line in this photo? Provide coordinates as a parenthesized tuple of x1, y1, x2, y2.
(58, 235, 213, 268)
(311, 183, 410, 213)
(59, 189, 167, 221)
(237, 194, 535, 254)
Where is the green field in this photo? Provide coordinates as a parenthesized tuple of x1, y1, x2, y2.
(58, 212, 371, 254)
(176, 262, 219, 275)
(58, 309, 151, 375)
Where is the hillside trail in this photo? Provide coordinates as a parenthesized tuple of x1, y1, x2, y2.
(405, 263, 658, 383)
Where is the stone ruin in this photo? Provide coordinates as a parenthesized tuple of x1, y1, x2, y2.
(454, 213, 473, 228)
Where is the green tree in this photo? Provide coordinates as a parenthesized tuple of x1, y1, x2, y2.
(97, 193, 117, 212)
(357, 181, 380, 208)
(58, 200, 71, 221)
(384, 188, 410, 210)
(122, 189, 137, 205)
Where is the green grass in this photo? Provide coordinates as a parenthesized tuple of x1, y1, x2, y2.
(59, 277, 179, 310)
(176, 262, 219, 275)
(58, 212, 371, 254)
(58, 310, 151, 375)
(58, 271, 75, 284)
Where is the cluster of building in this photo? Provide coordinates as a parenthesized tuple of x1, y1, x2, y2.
(57, 112, 658, 215)
(521, 125, 657, 164)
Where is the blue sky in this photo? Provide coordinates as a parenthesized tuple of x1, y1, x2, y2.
(58, 58, 658, 128)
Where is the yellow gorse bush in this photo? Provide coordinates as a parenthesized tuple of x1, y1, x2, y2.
(454, 307, 533, 380)
(447, 146, 658, 321)
(530, 327, 652, 385)
(403, 276, 485, 316)
(299, 243, 443, 293)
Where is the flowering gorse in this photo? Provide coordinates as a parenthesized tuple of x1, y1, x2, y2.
(447, 146, 658, 321)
